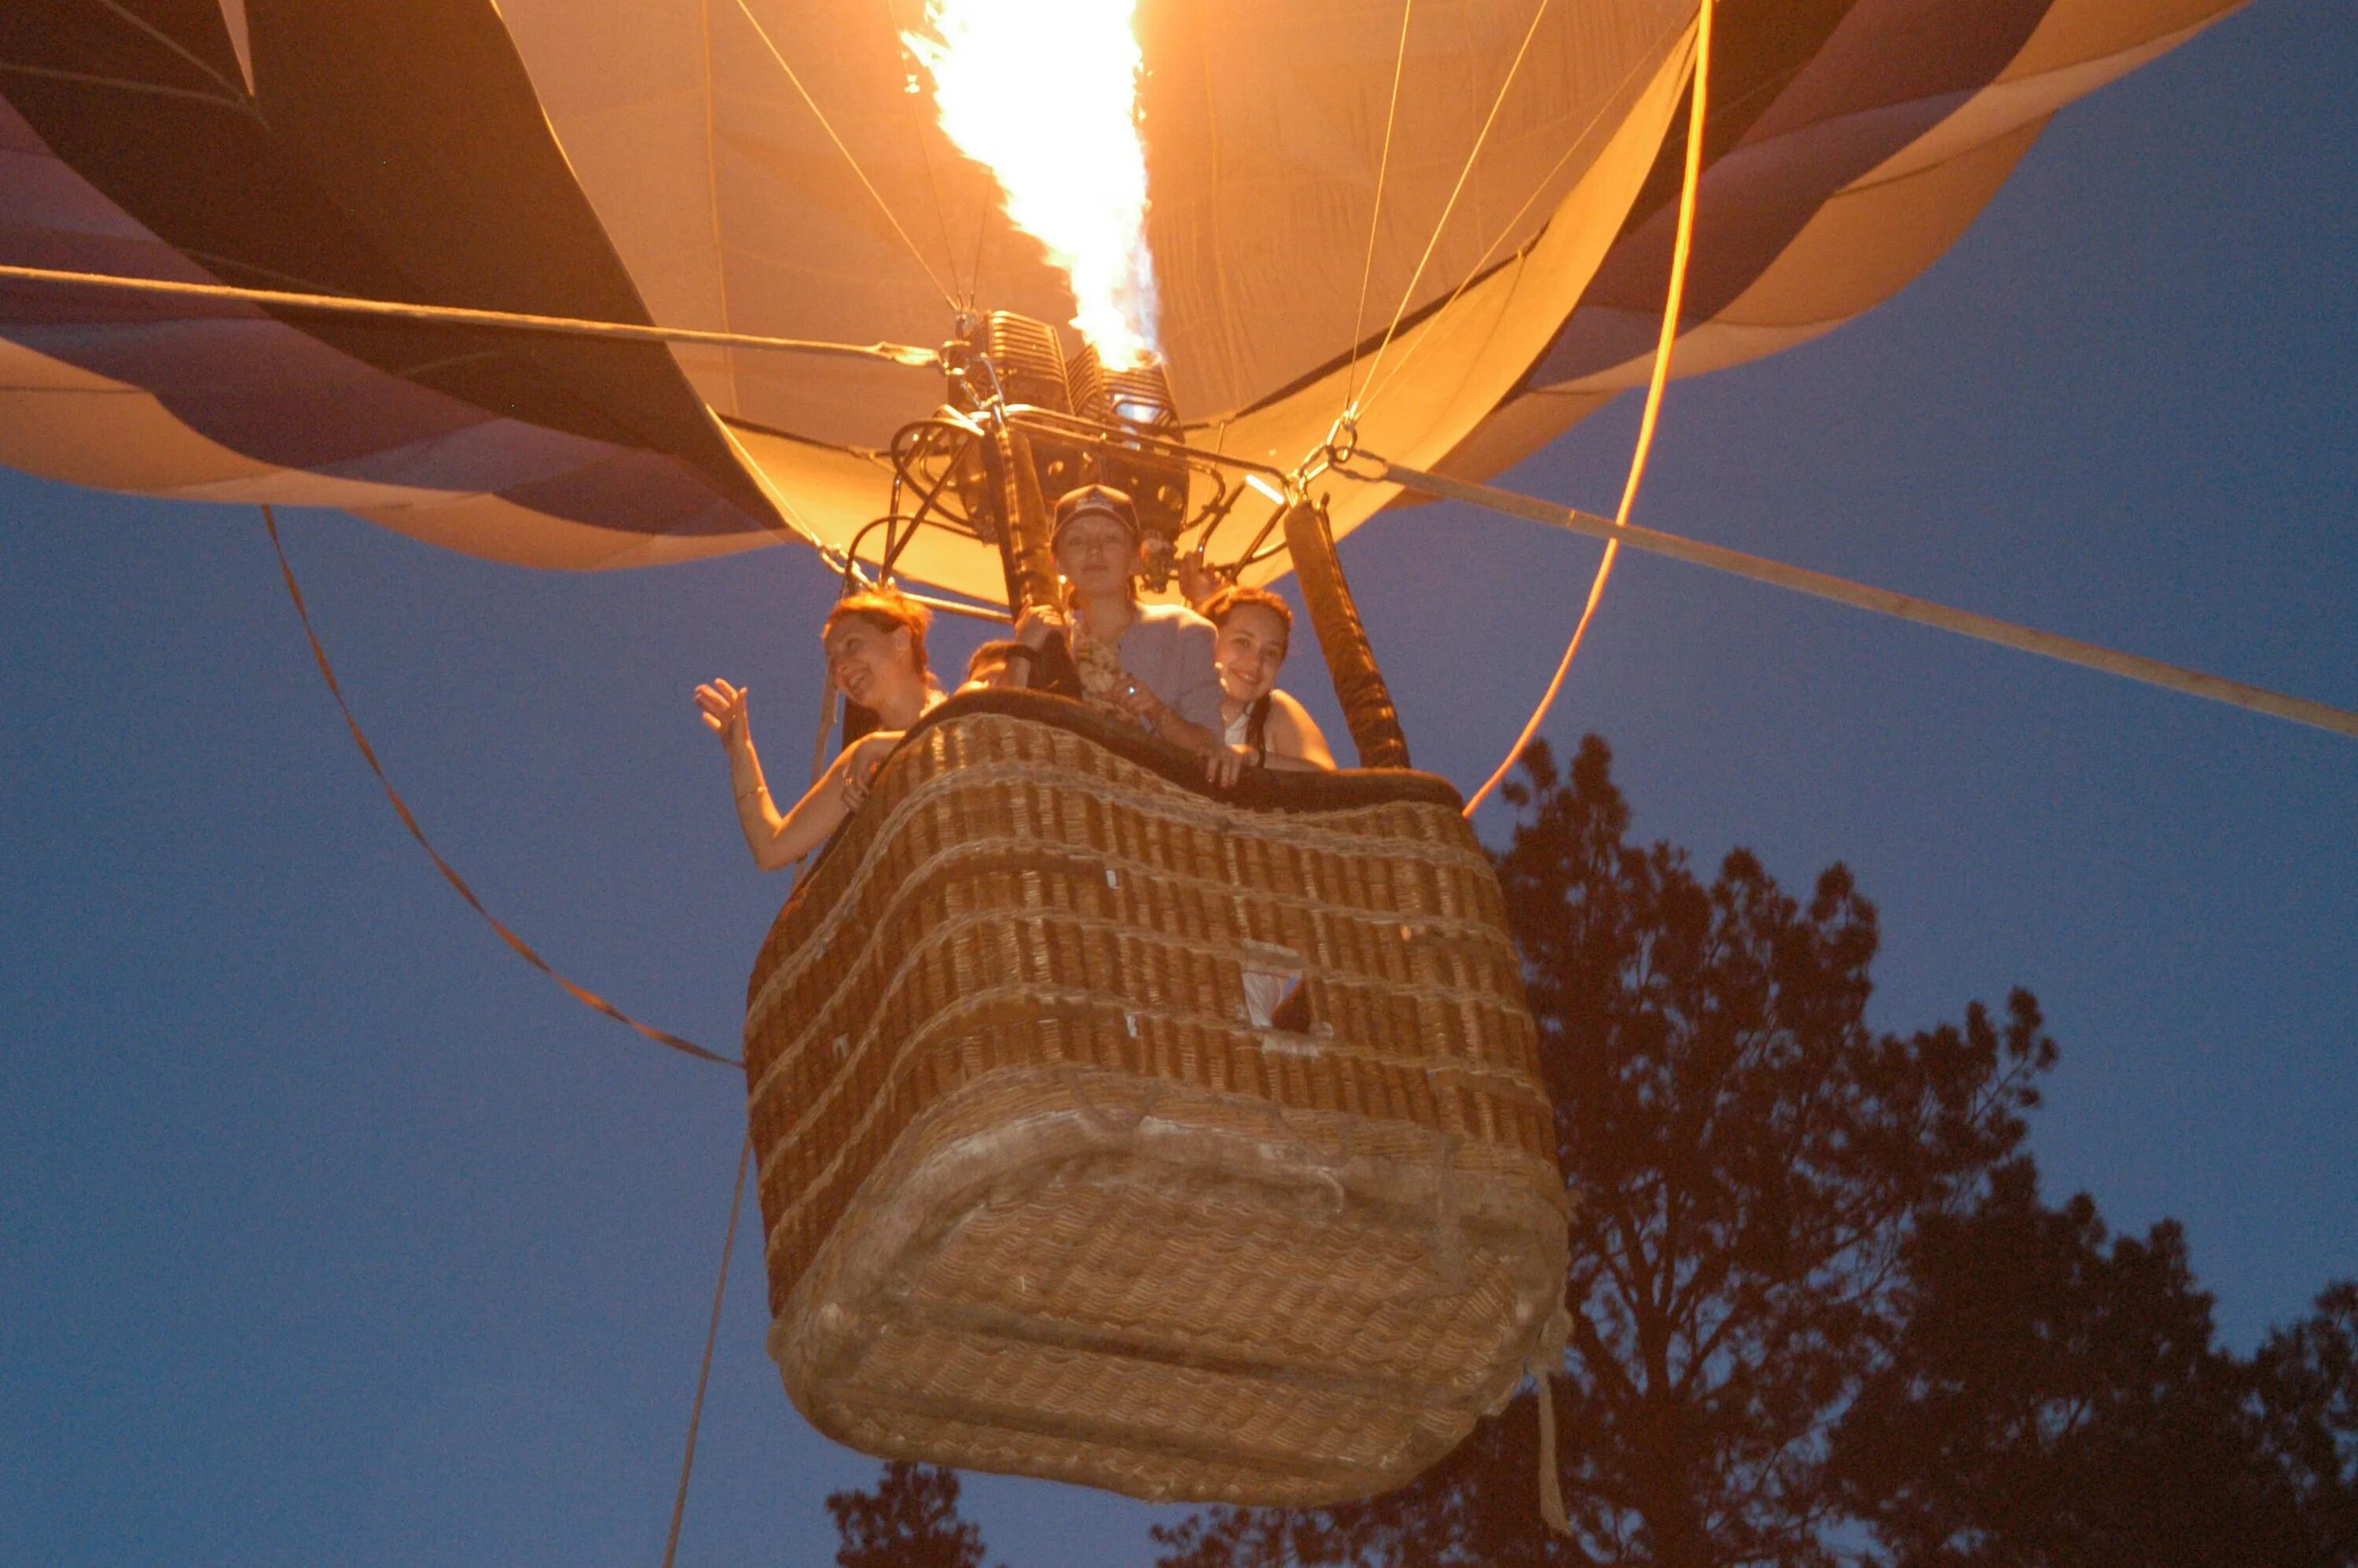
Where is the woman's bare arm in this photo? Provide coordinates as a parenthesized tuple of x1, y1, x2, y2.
(1260, 691, 1338, 772)
(737, 750, 844, 868)
(698, 681, 897, 870)
(746, 732, 906, 869)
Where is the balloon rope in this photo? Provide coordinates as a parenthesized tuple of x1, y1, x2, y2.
(0, 60, 248, 116)
(660, 1132, 753, 1568)
(1462, 0, 1713, 818)
(696, 0, 747, 417)
(1351, 0, 1555, 420)
(0, 263, 938, 366)
(1350, 14, 1688, 423)
(1340, 0, 1418, 418)
(261, 508, 739, 1068)
(85, 0, 254, 109)
(879, 0, 968, 306)
(729, 0, 961, 312)
(1377, 461, 2358, 741)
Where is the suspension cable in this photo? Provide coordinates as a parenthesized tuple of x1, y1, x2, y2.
(0, 61, 252, 116)
(1350, 0, 1555, 420)
(88, 0, 256, 112)
(697, 0, 747, 417)
(1340, 0, 1417, 419)
(731, 0, 961, 311)
(1368, 462, 2358, 743)
(883, 0, 969, 307)
(262, 507, 738, 1068)
(1352, 12, 1688, 422)
(1461, 0, 1714, 817)
(0, 263, 939, 367)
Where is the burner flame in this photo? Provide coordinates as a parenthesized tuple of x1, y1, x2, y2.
(904, 0, 1162, 368)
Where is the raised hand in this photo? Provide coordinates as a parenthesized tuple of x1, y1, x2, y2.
(1013, 605, 1067, 649)
(1177, 546, 1225, 610)
(694, 679, 750, 749)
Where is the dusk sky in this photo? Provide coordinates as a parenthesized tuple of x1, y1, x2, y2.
(5, 4, 2352, 1565)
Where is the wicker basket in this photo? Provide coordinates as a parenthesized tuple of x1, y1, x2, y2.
(744, 690, 1567, 1505)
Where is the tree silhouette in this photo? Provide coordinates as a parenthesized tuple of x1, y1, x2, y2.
(827, 1461, 997, 1568)
(2249, 1281, 2358, 1566)
(1155, 736, 2054, 1568)
(1828, 1159, 2308, 1566)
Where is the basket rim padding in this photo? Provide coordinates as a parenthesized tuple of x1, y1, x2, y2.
(768, 685, 1465, 901)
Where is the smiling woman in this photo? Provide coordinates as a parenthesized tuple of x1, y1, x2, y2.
(694, 589, 944, 871)
(1202, 584, 1337, 775)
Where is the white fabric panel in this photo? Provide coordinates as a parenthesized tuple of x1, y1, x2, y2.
(0, 336, 767, 570)
(1430, 0, 2243, 484)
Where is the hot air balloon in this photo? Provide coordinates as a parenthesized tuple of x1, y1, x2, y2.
(0, 0, 2253, 1509)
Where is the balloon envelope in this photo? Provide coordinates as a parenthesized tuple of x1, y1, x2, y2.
(0, 0, 2240, 600)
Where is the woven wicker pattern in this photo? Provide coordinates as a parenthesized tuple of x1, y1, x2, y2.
(744, 695, 1567, 1504)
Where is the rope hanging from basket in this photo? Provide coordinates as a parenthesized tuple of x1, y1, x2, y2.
(1491, 4, 1718, 1533)
(661, 662, 847, 1555)
(1530, 1301, 1577, 1535)
(660, 1133, 752, 1568)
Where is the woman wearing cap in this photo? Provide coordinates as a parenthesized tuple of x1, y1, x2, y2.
(1012, 486, 1228, 760)
(693, 588, 940, 870)
(1202, 585, 1336, 775)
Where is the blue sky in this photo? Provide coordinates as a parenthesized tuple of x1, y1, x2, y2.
(4, 4, 2352, 1564)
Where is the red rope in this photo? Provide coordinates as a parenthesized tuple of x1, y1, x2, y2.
(263, 507, 737, 1068)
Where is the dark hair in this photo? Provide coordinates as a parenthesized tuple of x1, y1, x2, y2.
(823, 588, 931, 678)
(1202, 585, 1292, 648)
(964, 639, 1023, 680)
